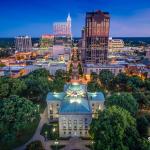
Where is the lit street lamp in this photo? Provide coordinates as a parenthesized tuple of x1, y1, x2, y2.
(45, 131, 48, 141)
(91, 141, 95, 150)
(54, 139, 59, 150)
(53, 127, 56, 132)
(37, 104, 40, 112)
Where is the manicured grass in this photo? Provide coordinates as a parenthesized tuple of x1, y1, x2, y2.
(51, 145, 65, 150)
(0, 117, 40, 150)
(40, 122, 59, 140)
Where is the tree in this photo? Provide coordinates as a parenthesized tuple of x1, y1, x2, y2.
(0, 63, 5, 67)
(24, 76, 50, 102)
(0, 77, 27, 99)
(145, 79, 150, 90)
(0, 95, 39, 142)
(136, 116, 149, 138)
(55, 69, 70, 82)
(133, 91, 150, 109)
(105, 92, 138, 115)
(69, 63, 73, 75)
(78, 63, 83, 76)
(52, 79, 65, 92)
(99, 70, 114, 89)
(126, 76, 144, 92)
(113, 73, 129, 91)
(90, 72, 98, 81)
(87, 81, 101, 92)
(90, 106, 138, 150)
(29, 68, 49, 78)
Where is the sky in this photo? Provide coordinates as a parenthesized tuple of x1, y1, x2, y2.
(0, 0, 150, 37)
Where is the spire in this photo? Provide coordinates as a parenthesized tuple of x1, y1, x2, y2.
(67, 13, 71, 22)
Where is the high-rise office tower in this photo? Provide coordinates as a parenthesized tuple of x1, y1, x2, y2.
(15, 36, 32, 52)
(82, 10, 110, 64)
(53, 14, 72, 37)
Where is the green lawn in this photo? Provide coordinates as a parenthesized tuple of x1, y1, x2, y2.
(40, 122, 59, 140)
(0, 117, 40, 150)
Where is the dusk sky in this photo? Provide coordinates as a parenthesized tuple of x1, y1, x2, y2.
(0, 0, 150, 37)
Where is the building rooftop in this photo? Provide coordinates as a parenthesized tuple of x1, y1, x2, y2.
(60, 98, 91, 113)
(87, 92, 105, 101)
(85, 63, 125, 68)
(46, 83, 105, 114)
(46, 92, 65, 102)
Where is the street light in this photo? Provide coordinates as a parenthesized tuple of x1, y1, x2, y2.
(91, 141, 95, 150)
(54, 139, 59, 150)
(53, 127, 56, 132)
(37, 104, 40, 112)
(45, 131, 48, 141)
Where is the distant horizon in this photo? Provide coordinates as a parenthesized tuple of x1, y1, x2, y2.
(1, 36, 150, 38)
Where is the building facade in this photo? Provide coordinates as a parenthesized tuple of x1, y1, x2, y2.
(84, 64, 125, 76)
(53, 14, 72, 37)
(108, 38, 124, 53)
(15, 36, 32, 52)
(46, 83, 105, 137)
(81, 10, 110, 64)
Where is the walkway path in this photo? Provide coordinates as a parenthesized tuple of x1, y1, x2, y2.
(15, 108, 49, 150)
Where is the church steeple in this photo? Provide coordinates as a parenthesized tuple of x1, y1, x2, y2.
(67, 13, 71, 22)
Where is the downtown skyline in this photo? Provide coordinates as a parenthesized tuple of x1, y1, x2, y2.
(0, 0, 150, 37)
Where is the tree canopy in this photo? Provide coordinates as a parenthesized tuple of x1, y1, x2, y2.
(90, 106, 138, 150)
(105, 92, 138, 115)
(99, 70, 114, 89)
(0, 95, 39, 142)
(0, 77, 27, 99)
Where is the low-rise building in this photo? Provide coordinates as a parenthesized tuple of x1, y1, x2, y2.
(84, 64, 125, 76)
(46, 83, 105, 137)
(35, 61, 67, 76)
(109, 38, 124, 53)
(0, 65, 40, 78)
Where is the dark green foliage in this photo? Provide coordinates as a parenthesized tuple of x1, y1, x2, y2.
(69, 63, 73, 74)
(90, 72, 98, 81)
(40, 123, 59, 140)
(0, 63, 5, 67)
(78, 63, 83, 76)
(136, 116, 149, 138)
(126, 76, 144, 91)
(99, 70, 114, 89)
(133, 91, 150, 109)
(55, 69, 70, 82)
(90, 106, 137, 150)
(26, 140, 45, 150)
(0, 77, 27, 99)
(87, 81, 102, 92)
(0, 95, 39, 148)
(113, 73, 129, 91)
(106, 92, 138, 115)
(145, 79, 150, 90)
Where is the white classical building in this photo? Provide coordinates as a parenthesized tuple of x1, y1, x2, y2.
(46, 83, 105, 137)
(84, 64, 125, 76)
(35, 61, 67, 76)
